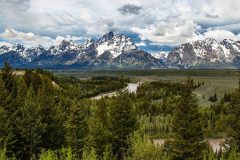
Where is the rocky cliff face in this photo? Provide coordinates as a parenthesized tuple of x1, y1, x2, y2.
(166, 38, 240, 68)
(0, 32, 160, 69)
(1, 32, 240, 69)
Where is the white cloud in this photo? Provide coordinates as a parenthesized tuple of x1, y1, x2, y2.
(55, 35, 84, 45)
(0, 27, 84, 47)
(200, 29, 240, 42)
(132, 20, 201, 45)
(0, 0, 240, 46)
(0, 42, 12, 47)
(135, 42, 146, 47)
(0, 27, 54, 47)
(132, 20, 240, 45)
(201, 0, 240, 26)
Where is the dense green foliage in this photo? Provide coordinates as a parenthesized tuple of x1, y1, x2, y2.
(54, 69, 240, 77)
(57, 75, 128, 99)
(164, 79, 206, 160)
(208, 93, 218, 102)
(1, 62, 240, 159)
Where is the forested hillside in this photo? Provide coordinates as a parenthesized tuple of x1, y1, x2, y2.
(0, 62, 240, 160)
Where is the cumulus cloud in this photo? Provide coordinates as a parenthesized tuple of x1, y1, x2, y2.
(200, 29, 240, 42)
(0, 41, 12, 47)
(0, 27, 84, 47)
(55, 35, 84, 45)
(0, 0, 240, 46)
(0, 27, 54, 47)
(133, 22, 240, 45)
(132, 20, 201, 45)
(118, 4, 142, 15)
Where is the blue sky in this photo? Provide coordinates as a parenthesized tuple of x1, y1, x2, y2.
(0, 0, 240, 53)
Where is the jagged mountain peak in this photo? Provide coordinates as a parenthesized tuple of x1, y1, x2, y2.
(83, 38, 95, 46)
(28, 45, 45, 51)
(222, 39, 234, 44)
(151, 52, 168, 62)
(59, 39, 72, 45)
(97, 31, 114, 43)
(204, 37, 217, 43)
(1, 34, 240, 69)
(58, 40, 76, 51)
(95, 32, 137, 58)
(0, 32, 158, 69)
(167, 38, 240, 68)
(0, 45, 11, 55)
(12, 43, 25, 51)
(191, 38, 219, 48)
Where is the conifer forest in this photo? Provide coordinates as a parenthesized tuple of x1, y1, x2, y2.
(0, 62, 240, 160)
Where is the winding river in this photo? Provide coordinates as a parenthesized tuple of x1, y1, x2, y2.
(91, 83, 139, 100)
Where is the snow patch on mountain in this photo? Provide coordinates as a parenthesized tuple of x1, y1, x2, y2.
(167, 38, 240, 68)
(150, 52, 168, 62)
(2, 32, 240, 69)
(0, 31, 160, 68)
(96, 32, 137, 58)
(0, 45, 11, 55)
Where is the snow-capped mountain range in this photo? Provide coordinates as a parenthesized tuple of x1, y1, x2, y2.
(167, 38, 240, 68)
(0, 32, 163, 69)
(150, 52, 168, 62)
(0, 32, 240, 69)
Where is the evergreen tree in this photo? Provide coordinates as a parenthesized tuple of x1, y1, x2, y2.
(96, 98, 109, 126)
(64, 101, 89, 158)
(110, 91, 138, 159)
(89, 99, 112, 159)
(38, 76, 64, 150)
(224, 93, 231, 102)
(225, 88, 240, 149)
(227, 145, 240, 160)
(0, 77, 15, 155)
(0, 107, 15, 153)
(89, 120, 111, 159)
(22, 70, 33, 88)
(202, 146, 217, 160)
(15, 86, 46, 159)
(126, 132, 168, 160)
(16, 79, 28, 107)
(1, 62, 14, 92)
(166, 83, 206, 160)
(0, 146, 8, 160)
(0, 146, 16, 160)
(38, 149, 58, 160)
(208, 93, 218, 102)
(103, 145, 115, 160)
(0, 77, 10, 107)
(82, 147, 97, 160)
(59, 148, 74, 160)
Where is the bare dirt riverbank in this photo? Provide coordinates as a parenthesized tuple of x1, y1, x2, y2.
(153, 138, 225, 152)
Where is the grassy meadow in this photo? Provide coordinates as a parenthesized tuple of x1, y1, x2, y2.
(51, 69, 240, 107)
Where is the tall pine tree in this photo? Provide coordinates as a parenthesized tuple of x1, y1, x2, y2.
(64, 101, 89, 158)
(1, 62, 14, 92)
(0, 75, 16, 155)
(110, 91, 138, 159)
(0, 76, 11, 108)
(166, 81, 206, 160)
(15, 86, 46, 159)
(38, 75, 64, 150)
(225, 87, 240, 149)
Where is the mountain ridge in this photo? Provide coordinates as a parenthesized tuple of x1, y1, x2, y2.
(1, 32, 240, 69)
(167, 38, 240, 69)
(0, 32, 160, 69)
